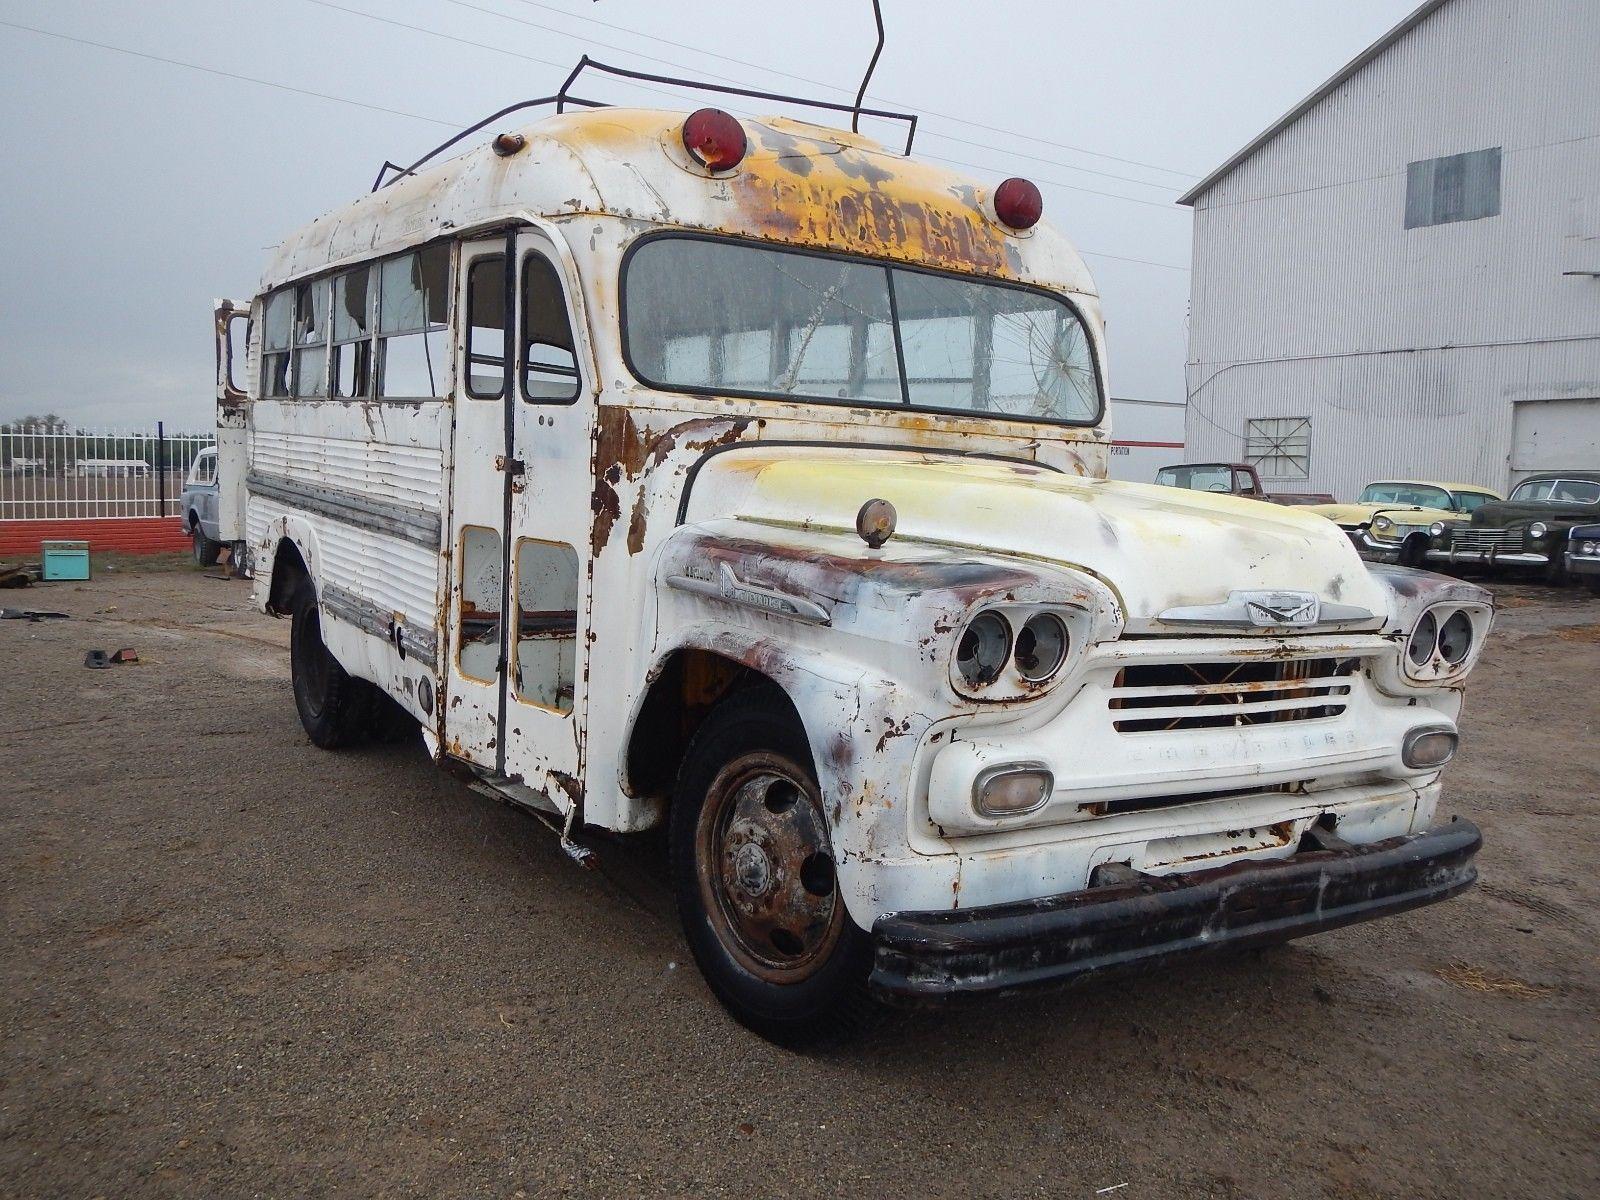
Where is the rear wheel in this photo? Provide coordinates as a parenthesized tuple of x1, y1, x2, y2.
(289, 575, 371, 748)
(669, 690, 877, 1044)
(191, 520, 221, 567)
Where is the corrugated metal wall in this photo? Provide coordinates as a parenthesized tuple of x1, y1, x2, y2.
(1184, 0, 1600, 498)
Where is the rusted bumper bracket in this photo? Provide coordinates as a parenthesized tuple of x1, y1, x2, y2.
(869, 818, 1482, 1006)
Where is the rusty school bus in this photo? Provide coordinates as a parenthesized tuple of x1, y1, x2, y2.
(214, 103, 1488, 1042)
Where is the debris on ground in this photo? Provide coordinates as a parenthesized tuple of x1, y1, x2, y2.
(0, 562, 40, 588)
(110, 648, 140, 664)
(1, 607, 68, 621)
(1435, 961, 1550, 998)
(1554, 623, 1600, 643)
(83, 649, 111, 669)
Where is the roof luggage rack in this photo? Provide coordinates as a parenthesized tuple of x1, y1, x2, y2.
(372, 49, 919, 192)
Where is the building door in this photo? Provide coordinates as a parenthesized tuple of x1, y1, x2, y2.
(444, 227, 594, 814)
(1511, 398, 1600, 486)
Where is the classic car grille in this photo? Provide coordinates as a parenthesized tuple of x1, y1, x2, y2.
(1449, 528, 1524, 553)
(1109, 657, 1359, 733)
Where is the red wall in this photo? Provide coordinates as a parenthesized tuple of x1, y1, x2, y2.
(0, 517, 192, 557)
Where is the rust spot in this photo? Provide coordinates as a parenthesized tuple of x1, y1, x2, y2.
(626, 491, 650, 556)
(550, 770, 584, 807)
(590, 463, 622, 557)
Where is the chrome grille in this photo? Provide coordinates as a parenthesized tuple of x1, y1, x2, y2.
(1109, 657, 1358, 733)
(1449, 528, 1523, 552)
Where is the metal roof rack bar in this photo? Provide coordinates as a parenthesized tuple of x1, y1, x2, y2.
(560, 55, 919, 156)
(372, 92, 607, 191)
(373, 50, 921, 191)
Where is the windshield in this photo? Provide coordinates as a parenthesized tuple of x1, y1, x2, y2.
(1511, 478, 1600, 504)
(1156, 465, 1233, 492)
(1357, 482, 1452, 508)
(622, 236, 1101, 425)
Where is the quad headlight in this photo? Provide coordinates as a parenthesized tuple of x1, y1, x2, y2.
(1403, 603, 1490, 681)
(1373, 515, 1394, 533)
(951, 605, 1086, 699)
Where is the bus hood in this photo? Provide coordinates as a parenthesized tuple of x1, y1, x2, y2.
(683, 452, 1390, 630)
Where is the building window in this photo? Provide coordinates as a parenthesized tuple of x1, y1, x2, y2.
(1405, 148, 1500, 228)
(1244, 417, 1311, 481)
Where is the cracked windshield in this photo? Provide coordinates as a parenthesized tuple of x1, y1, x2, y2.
(624, 236, 1100, 422)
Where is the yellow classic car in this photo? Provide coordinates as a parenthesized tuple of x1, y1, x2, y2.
(1306, 481, 1503, 566)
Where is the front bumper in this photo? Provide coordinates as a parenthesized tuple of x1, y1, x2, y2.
(1566, 551, 1600, 579)
(869, 818, 1481, 1005)
(1427, 545, 1547, 567)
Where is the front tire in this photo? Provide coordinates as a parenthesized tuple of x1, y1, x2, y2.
(669, 689, 877, 1044)
(289, 575, 370, 749)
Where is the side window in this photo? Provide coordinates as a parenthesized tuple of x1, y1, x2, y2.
(200, 452, 216, 485)
(261, 289, 292, 398)
(291, 280, 329, 398)
(513, 540, 578, 713)
(521, 254, 580, 402)
(1234, 469, 1257, 495)
(379, 244, 450, 397)
(332, 266, 373, 398)
(466, 255, 506, 399)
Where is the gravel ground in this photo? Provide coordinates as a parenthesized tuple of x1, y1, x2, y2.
(2, 560, 1597, 1199)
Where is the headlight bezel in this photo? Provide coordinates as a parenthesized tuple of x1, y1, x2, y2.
(1401, 601, 1492, 683)
(949, 602, 1092, 701)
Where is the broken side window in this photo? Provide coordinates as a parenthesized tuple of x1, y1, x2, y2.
(457, 524, 503, 683)
(378, 244, 450, 397)
(291, 279, 329, 398)
(261, 289, 292, 398)
(331, 265, 373, 399)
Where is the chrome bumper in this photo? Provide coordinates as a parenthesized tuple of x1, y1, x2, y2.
(1427, 547, 1548, 566)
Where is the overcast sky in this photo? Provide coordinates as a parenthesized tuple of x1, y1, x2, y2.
(0, 0, 1418, 430)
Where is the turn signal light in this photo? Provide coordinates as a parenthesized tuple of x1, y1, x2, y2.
(682, 108, 747, 172)
(974, 764, 1053, 818)
(994, 177, 1043, 230)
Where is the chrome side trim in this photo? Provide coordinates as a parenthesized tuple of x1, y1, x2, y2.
(320, 580, 440, 667)
(667, 562, 832, 625)
(246, 470, 440, 550)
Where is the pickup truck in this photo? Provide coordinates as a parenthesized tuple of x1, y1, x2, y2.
(1155, 462, 1334, 506)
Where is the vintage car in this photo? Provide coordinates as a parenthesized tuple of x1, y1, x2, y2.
(213, 93, 1492, 1042)
(179, 446, 224, 565)
(1429, 472, 1600, 581)
(1564, 523, 1600, 594)
(1304, 481, 1500, 567)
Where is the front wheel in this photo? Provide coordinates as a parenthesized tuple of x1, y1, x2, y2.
(669, 690, 878, 1044)
(289, 575, 371, 749)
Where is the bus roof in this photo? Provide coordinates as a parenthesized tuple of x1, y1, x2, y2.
(261, 107, 1097, 299)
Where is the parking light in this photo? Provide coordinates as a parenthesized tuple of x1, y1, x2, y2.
(1402, 727, 1458, 770)
(974, 763, 1053, 817)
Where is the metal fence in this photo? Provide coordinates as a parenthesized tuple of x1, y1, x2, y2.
(0, 423, 216, 520)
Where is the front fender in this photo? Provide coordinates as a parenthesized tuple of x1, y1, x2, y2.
(648, 519, 1124, 926)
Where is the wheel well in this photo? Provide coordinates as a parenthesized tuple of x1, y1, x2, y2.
(625, 648, 803, 800)
(266, 539, 309, 616)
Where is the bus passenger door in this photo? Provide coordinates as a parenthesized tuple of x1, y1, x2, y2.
(443, 229, 590, 815)
(499, 229, 592, 810)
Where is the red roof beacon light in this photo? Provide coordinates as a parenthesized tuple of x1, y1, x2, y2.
(681, 107, 747, 172)
(993, 177, 1043, 231)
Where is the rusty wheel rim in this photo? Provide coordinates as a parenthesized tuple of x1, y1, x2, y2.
(695, 751, 843, 984)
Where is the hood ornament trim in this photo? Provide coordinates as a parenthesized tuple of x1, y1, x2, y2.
(1158, 590, 1373, 629)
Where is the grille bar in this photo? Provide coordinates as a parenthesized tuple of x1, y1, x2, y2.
(1110, 657, 1358, 734)
(1450, 529, 1523, 551)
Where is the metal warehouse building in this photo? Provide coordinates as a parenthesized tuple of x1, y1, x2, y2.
(1179, 0, 1599, 501)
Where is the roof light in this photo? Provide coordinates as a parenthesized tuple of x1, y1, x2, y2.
(681, 108, 746, 172)
(994, 177, 1043, 230)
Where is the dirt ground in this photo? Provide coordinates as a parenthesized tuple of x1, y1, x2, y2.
(3, 559, 1597, 1199)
